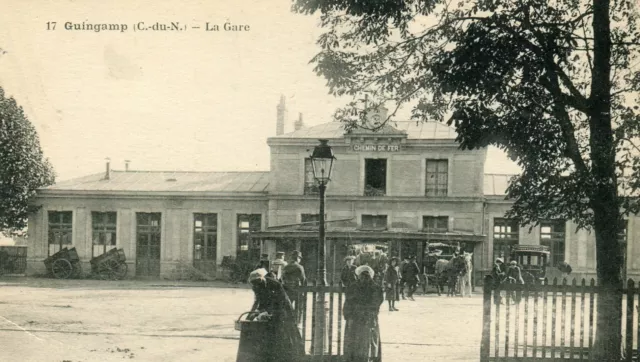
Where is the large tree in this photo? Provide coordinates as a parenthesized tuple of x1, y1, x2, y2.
(293, 0, 640, 359)
(0, 86, 55, 234)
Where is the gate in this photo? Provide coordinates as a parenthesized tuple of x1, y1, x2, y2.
(135, 213, 161, 277)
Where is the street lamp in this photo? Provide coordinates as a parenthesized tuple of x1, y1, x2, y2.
(310, 139, 335, 286)
(309, 139, 335, 355)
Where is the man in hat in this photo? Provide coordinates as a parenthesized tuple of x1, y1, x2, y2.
(269, 251, 288, 281)
(281, 250, 306, 317)
(399, 256, 409, 299)
(506, 260, 525, 303)
(403, 255, 420, 301)
(340, 255, 357, 288)
(492, 257, 506, 304)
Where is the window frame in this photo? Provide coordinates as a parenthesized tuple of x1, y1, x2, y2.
(361, 214, 388, 230)
(425, 159, 449, 196)
(303, 158, 320, 195)
(539, 219, 566, 267)
(423, 216, 449, 233)
(237, 214, 262, 259)
(364, 158, 387, 196)
(48, 211, 73, 248)
(492, 218, 519, 262)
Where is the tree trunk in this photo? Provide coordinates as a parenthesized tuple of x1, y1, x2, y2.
(589, 0, 621, 360)
(592, 204, 623, 361)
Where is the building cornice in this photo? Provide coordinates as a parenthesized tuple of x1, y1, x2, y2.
(35, 190, 270, 201)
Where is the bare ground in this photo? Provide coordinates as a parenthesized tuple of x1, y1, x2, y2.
(0, 278, 483, 362)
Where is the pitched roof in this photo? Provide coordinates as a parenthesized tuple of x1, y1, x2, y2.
(484, 173, 516, 196)
(43, 170, 270, 193)
(273, 121, 458, 140)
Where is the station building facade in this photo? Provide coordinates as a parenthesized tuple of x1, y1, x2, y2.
(26, 107, 640, 283)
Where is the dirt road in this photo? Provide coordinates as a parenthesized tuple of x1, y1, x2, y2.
(0, 278, 483, 361)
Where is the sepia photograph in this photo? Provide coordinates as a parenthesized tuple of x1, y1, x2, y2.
(0, 0, 639, 361)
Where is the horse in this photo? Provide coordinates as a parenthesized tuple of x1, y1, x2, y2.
(434, 255, 465, 296)
(457, 252, 473, 297)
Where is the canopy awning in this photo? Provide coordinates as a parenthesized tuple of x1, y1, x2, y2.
(250, 225, 486, 243)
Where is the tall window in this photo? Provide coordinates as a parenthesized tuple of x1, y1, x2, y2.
(304, 158, 319, 195)
(493, 218, 519, 262)
(194, 213, 217, 266)
(237, 214, 262, 259)
(92, 212, 117, 256)
(425, 159, 448, 196)
(540, 220, 566, 266)
(423, 216, 449, 233)
(364, 159, 387, 196)
(48, 211, 72, 255)
(361, 215, 387, 230)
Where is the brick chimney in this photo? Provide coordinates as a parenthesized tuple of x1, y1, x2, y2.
(276, 95, 286, 135)
(294, 113, 304, 131)
(105, 157, 111, 180)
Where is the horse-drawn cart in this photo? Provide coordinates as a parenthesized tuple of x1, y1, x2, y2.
(44, 247, 82, 279)
(90, 248, 128, 280)
(420, 242, 459, 293)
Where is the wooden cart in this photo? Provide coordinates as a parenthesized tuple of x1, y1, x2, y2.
(44, 247, 82, 279)
(90, 248, 128, 280)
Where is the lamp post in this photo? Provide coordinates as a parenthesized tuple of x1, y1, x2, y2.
(309, 139, 335, 355)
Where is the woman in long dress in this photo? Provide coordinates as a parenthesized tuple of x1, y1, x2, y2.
(247, 268, 304, 361)
(384, 257, 400, 311)
(343, 265, 384, 362)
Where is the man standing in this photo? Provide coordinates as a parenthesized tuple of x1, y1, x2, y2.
(270, 251, 288, 281)
(403, 255, 420, 301)
(281, 250, 306, 317)
(399, 256, 409, 300)
(492, 258, 506, 305)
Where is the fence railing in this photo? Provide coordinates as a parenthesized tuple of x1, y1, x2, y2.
(480, 276, 640, 361)
(0, 246, 27, 275)
(299, 282, 345, 361)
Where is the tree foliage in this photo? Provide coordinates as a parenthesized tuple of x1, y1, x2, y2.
(294, 0, 640, 359)
(0, 87, 55, 233)
(293, 0, 640, 235)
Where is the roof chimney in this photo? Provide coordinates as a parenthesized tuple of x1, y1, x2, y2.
(294, 113, 304, 131)
(105, 158, 111, 180)
(276, 95, 286, 136)
(125, 160, 130, 172)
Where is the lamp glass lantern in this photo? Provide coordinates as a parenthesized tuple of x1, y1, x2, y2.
(310, 139, 335, 185)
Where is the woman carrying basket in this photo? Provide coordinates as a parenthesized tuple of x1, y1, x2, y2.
(247, 268, 304, 361)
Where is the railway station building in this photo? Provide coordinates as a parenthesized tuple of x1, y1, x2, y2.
(25, 99, 640, 283)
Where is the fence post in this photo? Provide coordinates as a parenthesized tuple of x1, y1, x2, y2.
(625, 279, 634, 362)
(480, 275, 492, 362)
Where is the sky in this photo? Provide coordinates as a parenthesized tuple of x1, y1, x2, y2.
(0, 0, 520, 182)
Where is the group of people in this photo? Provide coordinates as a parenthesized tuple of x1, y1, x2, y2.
(490, 257, 525, 304)
(248, 250, 387, 362)
(340, 254, 422, 312)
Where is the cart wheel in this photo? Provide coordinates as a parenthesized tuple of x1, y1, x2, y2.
(52, 259, 73, 279)
(98, 260, 116, 280)
(114, 262, 128, 280)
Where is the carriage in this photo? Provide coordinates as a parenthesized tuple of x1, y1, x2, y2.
(44, 247, 83, 279)
(90, 248, 128, 280)
(420, 242, 460, 293)
(510, 245, 550, 284)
